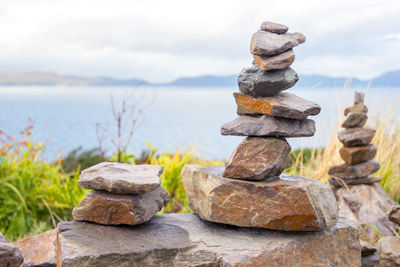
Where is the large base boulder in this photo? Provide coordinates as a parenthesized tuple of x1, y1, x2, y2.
(56, 214, 361, 267)
(334, 184, 397, 243)
(377, 236, 400, 267)
(182, 165, 338, 231)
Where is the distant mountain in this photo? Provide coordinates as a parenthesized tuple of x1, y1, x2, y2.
(0, 70, 399, 87)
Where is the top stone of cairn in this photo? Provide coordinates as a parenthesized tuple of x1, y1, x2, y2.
(260, 21, 289, 34)
(78, 162, 163, 195)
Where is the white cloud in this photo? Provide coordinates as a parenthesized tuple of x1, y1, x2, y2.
(0, 0, 399, 82)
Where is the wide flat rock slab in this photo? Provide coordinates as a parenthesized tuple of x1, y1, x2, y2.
(57, 214, 361, 267)
(250, 31, 305, 56)
(329, 177, 381, 187)
(72, 187, 170, 225)
(338, 127, 376, 147)
(221, 115, 315, 137)
(238, 65, 298, 97)
(328, 160, 380, 179)
(78, 162, 163, 194)
(181, 165, 338, 231)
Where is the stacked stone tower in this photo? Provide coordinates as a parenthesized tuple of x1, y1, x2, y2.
(182, 21, 338, 232)
(329, 92, 380, 187)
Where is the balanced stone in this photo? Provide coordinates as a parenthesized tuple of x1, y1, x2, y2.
(223, 137, 290, 180)
(253, 49, 295, 71)
(344, 103, 368, 116)
(339, 144, 377, 165)
(0, 233, 23, 267)
(338, 127, 376, 147)
(238, 65, 298, 97)
(329, 177, 381, 187)
(221, 115, 315, 137)
(328, 160, 380, 179)
(377, 236, 400, 267)
(72, 187, 169, 225)
(354, 91, 365, 105)
(250, 31, 306, 56)
(260, 21, 288, 34)
(78, 162, 162, 194)
(234, 92, 321, 120)
(342, 112, 368, 128)
(388, 205, 400, 225)
(182, 165, 338, 231)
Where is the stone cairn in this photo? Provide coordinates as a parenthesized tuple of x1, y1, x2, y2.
(72, 162, 170, 225)
(181, 21, 339, 231)
(328, 91, 381, 187)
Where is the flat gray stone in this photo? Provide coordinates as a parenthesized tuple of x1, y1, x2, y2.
(57, 214, 361, 267)
(221, 115, 316, 137)
(329, 177, 381, 187)
(260, 21, 288, 34)
(78, 162, 163, 194)
(328, 160, 380, 179)
(238, 65, 298, 97)
(338, 127, 376, 147)
(250, 30, 306, 56)
(342, 112, 368, 128)
(0, 233, 23, 267)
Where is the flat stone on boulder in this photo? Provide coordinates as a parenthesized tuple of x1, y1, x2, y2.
(388, 205, 400, 225)
(377, 236, 400, 267)
(238, 65, 298, 97)
(14, 229, 57, 267)
(339, 144, 377, 165)
(221, 115, 316, 137)
(234, 92, 321, 120)
(329, 177, 381, 187)
(342, 112, 368, 128)
(253, 49, 295, 71)
(57, 214, 361, 267)
(223, 137, 291, 180)
(78, 162, 163, 194)
(72, 187, 169, 225)
(328, 160, 380, 179)
(338, 127, 376, 147)
(344, 103, 368, 116)
(260, 21, 288, 34)
(0, 232, 23, 267)
(250, 31, 306, 56)
(182, 165, 338, 231)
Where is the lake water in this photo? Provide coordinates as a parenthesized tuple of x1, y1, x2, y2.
(0, 86, 398, 160)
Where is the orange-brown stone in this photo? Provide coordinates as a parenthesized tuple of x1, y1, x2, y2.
(344, 103, 368, 116)
(253, 49, 295, 71)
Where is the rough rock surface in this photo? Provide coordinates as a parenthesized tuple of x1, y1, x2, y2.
(329, 177, 381, 187)
(253, 49, 295, 71)
(238, 65, 298, 97)
(14, 229, 57, 267)
(377, 236, 400, 267)
(57, 214, 361, 267)
(354, 91, 365, 105)
(339, 144, 377, 165)
(342, 112, 368, 128)
(223, 137, 291, 180)
(78, 162, 163, 194)
(344, 103, 368, 116)
(221, 115, 316, 137)
(388, 205, 400, 225)
(182, 165, 338, 231)
(72, 187, 170, 225)
(338, 127, 376, 147)
(234, 92, 321, 120)
(360, 240, 377, 257)
(0, 232, 23, 267)
(328, 160, 380, 179)
(361, 253, 380, 267)
(260, 21, 288, 34)
(250, 31, 306, 56)
(335, 184, 397, 243)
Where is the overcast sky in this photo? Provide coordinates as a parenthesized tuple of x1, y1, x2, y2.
(1, 0, 399, 82)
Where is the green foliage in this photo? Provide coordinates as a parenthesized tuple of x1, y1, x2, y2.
(61, 146, 104, 173)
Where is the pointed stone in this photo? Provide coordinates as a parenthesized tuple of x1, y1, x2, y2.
(72, 187, 170, 225)
(223, 137, 290, 180)
(344, 103, 368, 116)
(78, 162, 163, 194)
(234, 92, 321, 120)
(250, 31, 306, 56)
(181, 165, 338, 231)
(328, 160, 380, 179)
(329, 177, 381, 187)
(221, 115, 315, 137)
(342, 112, 368, 128)
(238, 65, 298, 97)
(339, 144, 377, 165)
(260, 21, 288, 34)
(338, 127, 376, 147)
(354, 91, 365, 105)
(253, 49, 295, 71)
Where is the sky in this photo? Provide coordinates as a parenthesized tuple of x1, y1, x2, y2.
(0, 0, 400, 82)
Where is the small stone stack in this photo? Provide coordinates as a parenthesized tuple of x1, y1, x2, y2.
(329, 92, 381, 187)
(182, 21, 339, 232)
(72, 162, 170, 225)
